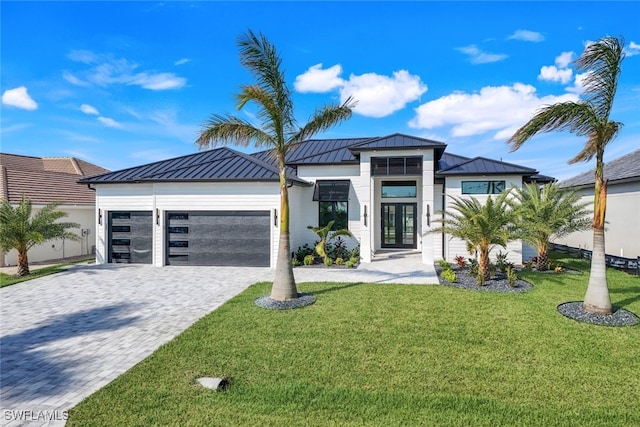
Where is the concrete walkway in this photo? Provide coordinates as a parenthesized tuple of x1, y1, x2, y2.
(0, 254, 437, 426)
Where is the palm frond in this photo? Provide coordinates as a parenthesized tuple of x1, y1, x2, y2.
(293, 97, 356, 143)
(196, 115, 273, 149)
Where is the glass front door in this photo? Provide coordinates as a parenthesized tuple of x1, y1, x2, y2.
(381, 203, 417, 248)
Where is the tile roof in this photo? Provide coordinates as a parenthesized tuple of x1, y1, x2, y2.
(0, 153, 109, 205)
(79, 147, 311, 186)
(436, 156, 538, 176)
(560, 149, 640, 188)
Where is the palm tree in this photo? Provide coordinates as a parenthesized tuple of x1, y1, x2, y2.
(196, 30, 355, 301)
(507, 36, 625, 315)
(307, 220, 353, 265)
(509, 183, 591, 271)
(0, 195, 80, 276)
(433, 192, 514, 282)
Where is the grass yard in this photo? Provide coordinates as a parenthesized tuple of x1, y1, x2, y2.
(68, 255, 639, 426)
(0, 257, 95, 288)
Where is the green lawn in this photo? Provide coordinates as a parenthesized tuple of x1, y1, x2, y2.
(0, 257, 95, 288)
(68, 255, 639, 426)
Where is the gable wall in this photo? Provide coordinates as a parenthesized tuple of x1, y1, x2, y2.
(552, 181, 640, 258)
(94, 182, 280, 266)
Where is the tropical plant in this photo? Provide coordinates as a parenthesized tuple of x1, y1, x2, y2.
(196, 30, 355, 301)
(441, 268, 457, 283)
(454, 255, 467, 268)
(509, 183, 591, 271)
(0, 195, 80, 277)
(506, 266, 518, 288)
(303, 255, 315, 266)
(307, 220, 353, 265)
(507, 36, 626, 315)
(432, 192, 515, 281)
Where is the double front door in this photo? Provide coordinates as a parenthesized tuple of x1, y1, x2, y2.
(381, 203, 417, 248)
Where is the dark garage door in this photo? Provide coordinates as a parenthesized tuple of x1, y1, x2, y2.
(108, 211, 153, 264)
(166, 211, 270, 266)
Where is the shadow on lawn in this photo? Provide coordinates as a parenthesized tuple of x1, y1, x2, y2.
(309, 282, 366, 295)
(0, 303, 141, 402)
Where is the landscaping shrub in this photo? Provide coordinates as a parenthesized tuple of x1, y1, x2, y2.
(303, 255, 315, 266)
(441, 268, 457, 283)
(335, 257, 344, 266)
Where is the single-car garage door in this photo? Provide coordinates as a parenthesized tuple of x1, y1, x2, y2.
(108, 211, 153, 264)
(166, 211, 270, 266)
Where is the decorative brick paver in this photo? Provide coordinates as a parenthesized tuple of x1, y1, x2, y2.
(1, 255, 437, 426)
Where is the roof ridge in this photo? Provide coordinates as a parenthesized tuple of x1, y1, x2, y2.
(139, 147, 240, 179)
(229, 147, 309, 184)
(285, 137, 376, 163)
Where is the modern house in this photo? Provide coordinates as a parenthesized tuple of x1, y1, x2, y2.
(79, 134, 552, 268)
(553, 148, 640, 259)
(1, 153, 109, 266)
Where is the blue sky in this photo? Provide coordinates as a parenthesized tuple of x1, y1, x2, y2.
(2, 1, 639, 181)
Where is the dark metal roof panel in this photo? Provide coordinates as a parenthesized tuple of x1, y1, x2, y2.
(437, 152, 471, 171)
(79, 147, 310, 185)
(349, 133, 446, 151)
(436, 157, 537, 176)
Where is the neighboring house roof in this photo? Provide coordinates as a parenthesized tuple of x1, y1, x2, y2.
(79, 147, 311, 186)
(560, 149, 640, 188)
(435, 156, 538, 177)
(0, 153, 109, 205)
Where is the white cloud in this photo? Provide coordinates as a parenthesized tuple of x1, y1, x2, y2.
(294, 64, 427, 118)
(294, 64, 344, 92)
(80, 104, 99, 115)
(555, 51, 574, 68)
(538, 66, 573, 84)
(341, 70, 427, 118)
(128, 72, 186, 90)
(174, 58, 191, 66)
(2, 86, 38, 110)
(538, 51, 574, 84)
(65, 50, 186, 91)
(456, 45, 508, 64)
(409, 83, 578, 140)
(625, 41, 640, 57)
(97, 116, 122, 128)
(508, 30, 545, 42)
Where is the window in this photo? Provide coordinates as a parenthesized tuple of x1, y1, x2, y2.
(371, 156, 422, 176)
(382, 181, 417, 198)
(313, 180, 350, 230)
(319, 202, 348, 230)
(461, 180, 506, 194)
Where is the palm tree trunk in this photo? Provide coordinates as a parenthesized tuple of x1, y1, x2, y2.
(479, 247, 490, 283)
(270, 162, 298, 301)
(583, 168, 612, 314)
(537, 245, 549, 271)
(17, 250, 30, 277)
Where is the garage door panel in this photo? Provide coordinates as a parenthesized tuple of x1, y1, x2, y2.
(166, 211, 270, 266)
(108, 211, 153, 264)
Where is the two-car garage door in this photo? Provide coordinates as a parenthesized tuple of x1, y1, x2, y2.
(166, 211, 270, 266)
(107, 210, 271, 267)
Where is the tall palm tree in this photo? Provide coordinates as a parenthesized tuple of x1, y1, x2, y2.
(196, 30, 354, 301)
(0, 195, 80, 276)
(509, 183, 591, 271)
(507, 36, 625, 314)
(433, 193, 514, 282)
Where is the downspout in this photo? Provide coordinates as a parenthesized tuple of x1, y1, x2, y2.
(441, 182, 446, 260)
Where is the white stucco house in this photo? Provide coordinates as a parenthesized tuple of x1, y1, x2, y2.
(79, 134, 552, 268)
(552, 148, 640, 259)
(1, 153, 109, 266)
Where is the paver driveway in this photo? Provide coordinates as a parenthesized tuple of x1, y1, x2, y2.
(1, 263, 272, 426)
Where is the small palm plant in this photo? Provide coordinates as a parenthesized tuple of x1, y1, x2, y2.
(432, 192, 515, 282)
(307, 220, 353, 265)
(509, 183, 591, 271)
(0, 195, 80, 276)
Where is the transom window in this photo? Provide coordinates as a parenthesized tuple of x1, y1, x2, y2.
(371, 156, 422, 176)
(382, 181, 417, 198)
(313, 180, 350, 230)
(461, 180, 506, 194)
